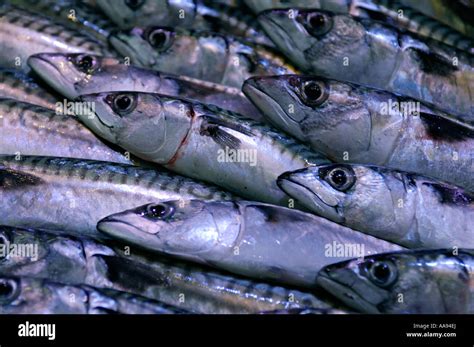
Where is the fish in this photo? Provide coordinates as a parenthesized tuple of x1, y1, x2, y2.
(7, 0, 118, 43)
(0, 276, 187, 314)
(109, 26, 296, 88)
(0, 226, 329, 313)
(97, 199, 404, 287)
(242, 75, 474, 192)
(78, 91, 329, 206)
(0, 5, 113, 72)
(244, 0, 474, 52)
(257, 9, 474, 123)
(27, 53, 263, 120)
(0, 69, 59, 109)
(316, 249, 474, 313)
(277, 163, 474, 249)
(0, 98, 131, 164)
(0, 156, 234, 239)
(398, 0, 474, 37)
(96, 0, 271, 45)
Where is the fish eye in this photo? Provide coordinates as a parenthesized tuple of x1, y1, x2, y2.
(73, 54, 98, 74)
(299, 80, 328, 107)
(0, 278, 19, 304)
(108, 93, 137, 115)
(304, 12, 333, 37)
(125, 0, 145, 10)
(146, 28, 174, 52)
(324, 166, 355, 191)
(145, 203, 174, 220)
(367, 261, 398, 287)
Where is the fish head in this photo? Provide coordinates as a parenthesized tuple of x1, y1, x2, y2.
(28, 53, 122, 99)
(258, 9, 365, 71)
(317, 250, 469, 313)
(80, 92, 192, 163)
(98, 200, 240, 257)
(110, 26, 177, 69)
(243, 75, 373, 160)
(278, 164, 395, 224)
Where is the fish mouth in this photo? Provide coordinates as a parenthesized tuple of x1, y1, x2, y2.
(258, 11, 299, 61)
(243, 78, 306, 140)
(316, 272, 380, 314)
(97, 216, 149, 242)
(277, 171, 344, 222)
(27, 54, 79, 100)
(78, 95, 118, 143)
(109, 34, 153, 68)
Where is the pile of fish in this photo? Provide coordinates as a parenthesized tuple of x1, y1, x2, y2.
(0, 0, 472, 314)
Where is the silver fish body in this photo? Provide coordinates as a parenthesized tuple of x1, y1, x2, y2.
(0, 69, 58, 109)
(28, 53, 263, 120)
(110, 26, 296, 88)
(97, 200, 404, 287)
(398, 0, 474, 37)
(258, 9, 474, 123)
(278, 164, 474, 249)
(0, 98, 131, 163)
(8, 0, 117, 43)
(317, 249, 474, 313)
(0, 156, 234, 239)
(79, 91, 329, 206)
(243, 75, 474, 192)
(0, 5, 113, 72)
(244, 0, 474, 52)
(0, 276, 186, 314)
(0, 226, 327, 313)
(96, 0, 271, 45)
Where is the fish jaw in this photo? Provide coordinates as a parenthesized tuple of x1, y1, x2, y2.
(77, 94, 118, 144)
(109, 31, 156, 68)
(257, 9, 310, 70)
(97, 214, 163, 253)
(278, 169, 344, 222)
(28, 53, 81, 100)
(316, 271, 381, 314)
(242, 77, 306, 141)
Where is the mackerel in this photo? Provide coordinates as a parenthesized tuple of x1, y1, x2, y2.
(28, 53, 263, 120)
(0, 156, 234, 239)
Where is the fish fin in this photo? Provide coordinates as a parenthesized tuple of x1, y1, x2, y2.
(0, 167, 43, 190)
(419, 112, 474, 142)
(411, 48, 458, 76)
(200, 115, 252, 150)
